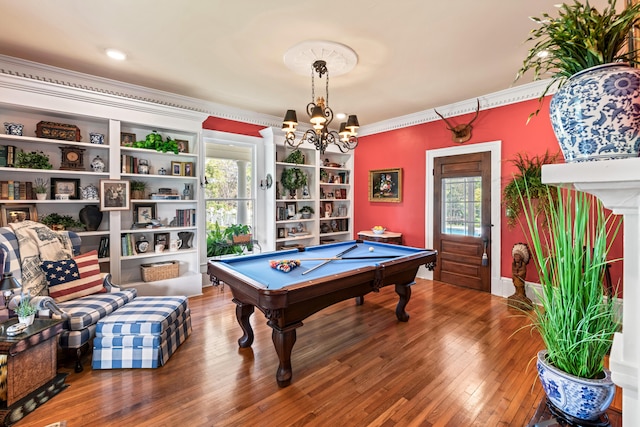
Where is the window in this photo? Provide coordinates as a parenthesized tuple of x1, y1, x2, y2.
(441, 176, 481, 237)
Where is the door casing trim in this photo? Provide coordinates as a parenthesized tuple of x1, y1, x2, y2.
(424, 141, 502, 295)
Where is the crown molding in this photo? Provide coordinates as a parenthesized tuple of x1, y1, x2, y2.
(0, 54, 554, 136)
(0, 54, 282, 128)
(358, 79, 555, 136)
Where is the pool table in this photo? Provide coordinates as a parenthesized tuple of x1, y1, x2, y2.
(207, 240, 437, 387)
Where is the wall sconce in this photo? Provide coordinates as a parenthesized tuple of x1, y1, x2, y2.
(260, 174, 273, 190)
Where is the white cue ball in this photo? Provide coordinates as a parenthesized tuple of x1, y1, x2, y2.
(369, 247, 374, 252)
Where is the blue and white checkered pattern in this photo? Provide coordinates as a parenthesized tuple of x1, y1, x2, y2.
(54, 289, 138, 349)
(92, 296, 192, 369)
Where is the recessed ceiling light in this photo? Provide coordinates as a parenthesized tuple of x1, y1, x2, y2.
(105, 48, 127, 61)
(336, 113, 347, 120)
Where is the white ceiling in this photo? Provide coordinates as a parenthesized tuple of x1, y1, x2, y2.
(0, 0, 607, 126)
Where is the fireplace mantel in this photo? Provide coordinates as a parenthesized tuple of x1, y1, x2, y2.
(543, 158, 640, 426)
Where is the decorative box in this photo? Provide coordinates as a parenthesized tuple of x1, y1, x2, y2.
(36, 121, 82, 141)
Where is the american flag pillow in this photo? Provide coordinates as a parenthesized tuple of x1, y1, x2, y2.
(41, 250, 105, 302)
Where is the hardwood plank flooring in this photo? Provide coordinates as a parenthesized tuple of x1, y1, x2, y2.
(16, 279, 546, 426)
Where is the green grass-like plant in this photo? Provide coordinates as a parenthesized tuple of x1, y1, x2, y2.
(518, 183, 621, 379)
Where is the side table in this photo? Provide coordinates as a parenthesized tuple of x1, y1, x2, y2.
(357, 230, 403, 245)
(0, 318, 66, 426)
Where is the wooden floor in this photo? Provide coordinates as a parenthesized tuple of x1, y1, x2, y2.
(17, 279, 546, 427)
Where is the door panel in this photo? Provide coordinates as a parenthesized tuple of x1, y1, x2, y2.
(433, 152, 491, 292)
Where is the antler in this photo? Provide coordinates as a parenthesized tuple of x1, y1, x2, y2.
(433, 99, 481, 143)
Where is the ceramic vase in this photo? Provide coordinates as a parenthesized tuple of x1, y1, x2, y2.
(79, 205, 103, 231)
(18, 314, 35, 326)
(178, 231, 194, 249)
(35, 193, 47, 200)
(536, 350, 615, 421)
(549, 63, 640, 162)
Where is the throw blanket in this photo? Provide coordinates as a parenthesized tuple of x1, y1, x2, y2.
(9, 220, 73, 296)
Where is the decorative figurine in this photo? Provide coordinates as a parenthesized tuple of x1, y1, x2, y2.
(508, 242, 533, 310)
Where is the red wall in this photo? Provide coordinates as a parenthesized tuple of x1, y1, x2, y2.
(203, 103, 624, 291)
(353, 98, 623, 289)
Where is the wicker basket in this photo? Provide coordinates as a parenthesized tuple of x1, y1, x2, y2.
(140, 261, 179, 282)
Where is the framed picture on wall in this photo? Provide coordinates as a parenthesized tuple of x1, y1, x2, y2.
(368, 168, 403, 203)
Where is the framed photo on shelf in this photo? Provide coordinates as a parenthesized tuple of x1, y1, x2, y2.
(120, 132, 136, 147)
(133, 203, 156, 225)
(0, 204, 37, 227)
(277, 228, 285, 238)
(323, 202, 333, 218)
(285, 202, 296, 219)
(154, 232, 170, 249)
(176, 139, 189, 153)
(99, 179, 130, 211)
(171, 161, 183, 176)
(51, 178, 80, 200)
(184, 162, 193, 177)
(368, 168, 403, 203)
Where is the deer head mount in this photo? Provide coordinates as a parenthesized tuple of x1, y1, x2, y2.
(434, 99, 480, 143)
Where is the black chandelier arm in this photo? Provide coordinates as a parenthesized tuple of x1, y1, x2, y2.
(284, 131, 304, 150)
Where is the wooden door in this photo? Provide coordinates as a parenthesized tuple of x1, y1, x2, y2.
(433, 152, 491, 292)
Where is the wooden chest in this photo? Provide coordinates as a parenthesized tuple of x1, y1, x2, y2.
(35, 121, 82, 142)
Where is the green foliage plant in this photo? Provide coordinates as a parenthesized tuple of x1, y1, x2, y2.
(40, 213, 85, 230)
(518, 182, 621, 379)
(206, 222, 252, 257)
(15, 150, 53, 169)
(281, 168, 307, 192)
(133, 131, 179, 154)
(515, 0, 640, 115)
(130, 180, 147, 191)
(503, 151, 559, 227)
(33, 177, 49, 194)
(298, 206, 314, 214)
(284, 149, 305, 164)
(16, 293, 37, 318)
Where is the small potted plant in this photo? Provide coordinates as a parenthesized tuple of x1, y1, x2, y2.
(15, 292, 37, 326)
(15, 150, 53, 169)
(281, 168, 307, 199)
(130, 180, 148, 200)
(33, 177, 49, 200)
(298, 206, 314, 219)
(40, 213, 85, 231)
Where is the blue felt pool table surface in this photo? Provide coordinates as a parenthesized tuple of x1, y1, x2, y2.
(213, 240, 429, 289)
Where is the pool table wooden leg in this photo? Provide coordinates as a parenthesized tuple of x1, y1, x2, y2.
(394, 282, 413, 322)
(233, 299, 255, 348)
(270, 322, 301, 387)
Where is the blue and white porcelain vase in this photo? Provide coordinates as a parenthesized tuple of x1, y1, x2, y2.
(549, 63, 640, 162)
(536, 350, 615, 421)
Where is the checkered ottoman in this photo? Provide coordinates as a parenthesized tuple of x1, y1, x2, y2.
(92, 296, 192, 369)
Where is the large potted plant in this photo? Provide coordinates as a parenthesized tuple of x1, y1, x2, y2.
(516, 0, 640, 162)
(502, 151, 558, 227)
(518, 183, 621, 421)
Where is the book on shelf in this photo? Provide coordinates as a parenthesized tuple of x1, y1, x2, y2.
(98, 236, 110, 258)
(287, 231, 310, 237)
(0, 181, 33, 200)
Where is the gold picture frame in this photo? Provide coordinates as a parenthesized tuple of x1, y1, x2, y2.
(368, 168, 403, 203)
(1, 204, 38, 227)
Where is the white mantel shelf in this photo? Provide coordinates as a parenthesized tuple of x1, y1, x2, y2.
(543, 158, 640, 426)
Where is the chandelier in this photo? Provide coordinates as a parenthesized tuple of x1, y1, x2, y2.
(282, 60, 359, 154)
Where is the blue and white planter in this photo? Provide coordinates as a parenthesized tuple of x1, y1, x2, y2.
(549, 63, 640, 162)
(537, 350, 615, 421)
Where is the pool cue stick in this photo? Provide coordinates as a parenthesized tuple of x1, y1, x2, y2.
(301, 244, 359, 275)
(270, 256, 397, 262)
